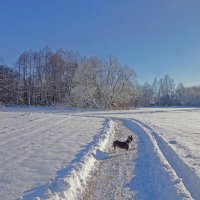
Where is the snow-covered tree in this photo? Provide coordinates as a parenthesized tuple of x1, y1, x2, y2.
(152, 78, 158, 105)
(185, 86, 200, 106)
(0, 65, 18, 104)
(71, 56, 136, 109)
(175, 83, 186, 105)
(156, 75, 175, 106)
(142, 82, 154, 106)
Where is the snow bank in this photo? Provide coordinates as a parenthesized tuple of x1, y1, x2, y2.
(135, 119, 200, 199)
(38, 119, 115, 200)
(124, 119, 193, 200)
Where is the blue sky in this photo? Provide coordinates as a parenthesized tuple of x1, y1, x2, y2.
(0, 0, 200, 86)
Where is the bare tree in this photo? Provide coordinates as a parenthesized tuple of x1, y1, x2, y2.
(142, 82, 153, 106)
(72, 56, 136, 109)
(0, 65, 18, 104)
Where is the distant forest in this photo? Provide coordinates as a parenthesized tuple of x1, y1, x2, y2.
(0, 46, 200, 109)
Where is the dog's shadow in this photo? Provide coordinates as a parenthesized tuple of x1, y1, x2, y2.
(93, 148, 135, 161)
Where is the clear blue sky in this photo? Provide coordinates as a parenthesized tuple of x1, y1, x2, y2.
(0, 0, 200, 86)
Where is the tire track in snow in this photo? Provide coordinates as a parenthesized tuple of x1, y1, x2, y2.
(133, 119, 200, 200)
(0, 114, 53, 146)
(0, 115, 72, 164)
(0, 113, 53, 137)
(0, 114, 71, 147)
(125, 119, 193, 200)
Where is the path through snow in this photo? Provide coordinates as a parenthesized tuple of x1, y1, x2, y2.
(83, 120, 137, 200)
(82, 118, 194, 200)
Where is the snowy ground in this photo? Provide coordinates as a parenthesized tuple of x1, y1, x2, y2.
(0, 107, 200, 199)
(0, 108, 107, 200)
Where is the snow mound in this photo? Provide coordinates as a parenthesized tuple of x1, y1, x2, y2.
(124, 119, 193, 200)
(38, 119, 114, 200)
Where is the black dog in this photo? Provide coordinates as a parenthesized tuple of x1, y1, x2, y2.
(113, 135, 133, 154)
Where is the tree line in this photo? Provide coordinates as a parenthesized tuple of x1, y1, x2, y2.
(142, 75, 200, 107)
(0, 47, 200, 108)
(0, 47, 139, 109)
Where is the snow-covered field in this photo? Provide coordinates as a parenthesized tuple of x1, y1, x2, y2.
(0, 107, 200, 199)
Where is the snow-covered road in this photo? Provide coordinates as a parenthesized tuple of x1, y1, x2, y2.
(0, 107, 200, 200)
(83, 120, 137, 200)
(83, 118, 194, 200)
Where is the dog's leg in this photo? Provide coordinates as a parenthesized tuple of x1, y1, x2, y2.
(114, 146, 116, 153)
(126, 146, 129, 155)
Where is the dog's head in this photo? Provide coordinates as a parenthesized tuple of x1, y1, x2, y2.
(128, 135, 133, 142)
(125, 135, 133, 144)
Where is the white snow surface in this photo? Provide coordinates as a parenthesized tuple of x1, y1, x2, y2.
(0, 107, 200, 200)
(0, 107, 109, 200)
